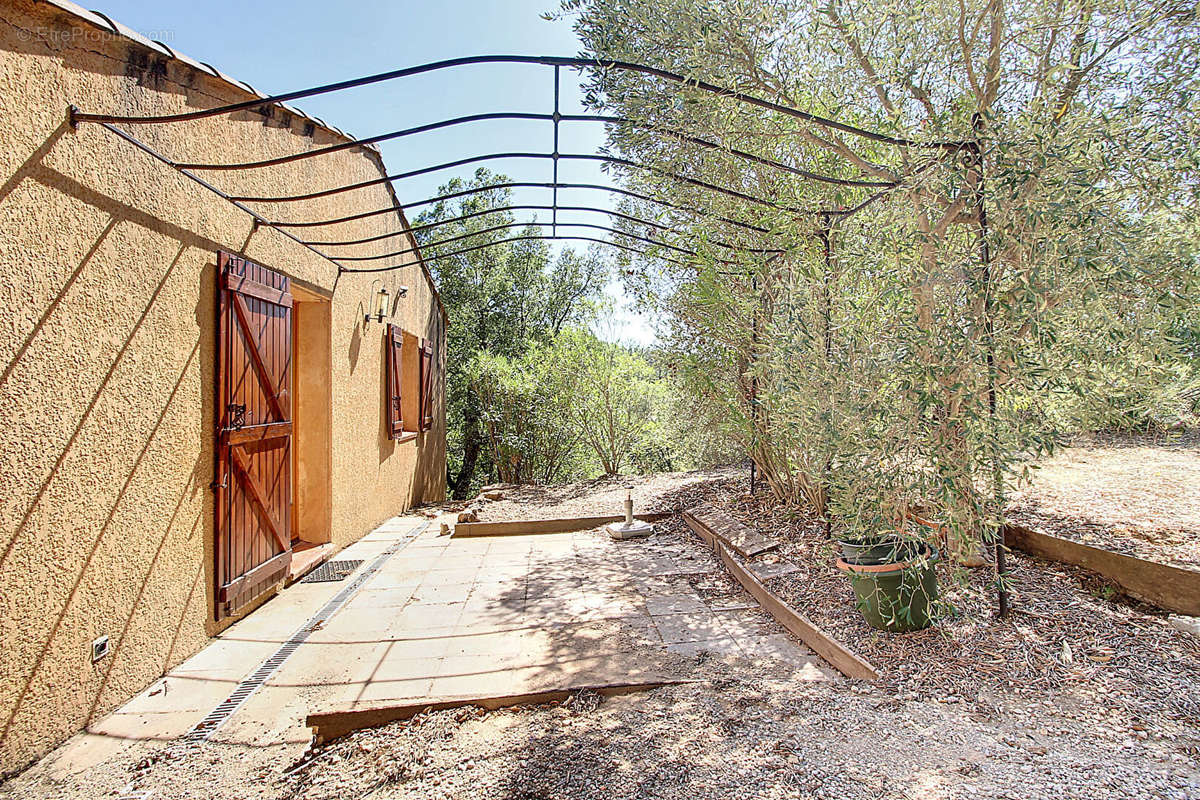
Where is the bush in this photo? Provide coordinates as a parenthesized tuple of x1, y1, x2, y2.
(470, 328, 690, 483)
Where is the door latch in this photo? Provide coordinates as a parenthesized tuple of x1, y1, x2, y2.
(226, 403, 247, 430)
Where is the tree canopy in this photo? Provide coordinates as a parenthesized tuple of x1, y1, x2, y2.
(551, 0, 1199, 566)
(417, 168, 609, 497)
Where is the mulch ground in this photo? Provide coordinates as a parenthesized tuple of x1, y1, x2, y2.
(649, 472, 1200, 730)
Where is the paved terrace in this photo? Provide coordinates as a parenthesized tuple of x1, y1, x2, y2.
(40, 514, 832, 773)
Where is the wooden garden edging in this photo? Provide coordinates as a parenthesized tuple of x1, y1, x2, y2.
(682, 509, 879, 681)
(1004, 523, 1200, 616)
(686, 503, 780, 558)
(307, 679, 696, 743)
(453, 512, 673, 537)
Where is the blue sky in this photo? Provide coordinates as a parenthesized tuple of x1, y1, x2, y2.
(94, 0, 656, 344)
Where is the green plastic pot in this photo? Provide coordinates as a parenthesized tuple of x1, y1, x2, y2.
(837, 534, 923, 566)
(837, 544, 940, 632)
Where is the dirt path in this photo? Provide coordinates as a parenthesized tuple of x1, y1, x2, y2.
(143, 664, 1200, 799)
(469, 466, 746, 521)
(7, 652, 1195, 800)
(1008, 431, 1200, 568)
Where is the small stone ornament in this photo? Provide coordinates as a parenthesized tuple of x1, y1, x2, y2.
(607, 486, 653, 540)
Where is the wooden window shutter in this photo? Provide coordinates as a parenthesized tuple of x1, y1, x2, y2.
(385, 323, 404, 438)
(419, 338, 434, 432)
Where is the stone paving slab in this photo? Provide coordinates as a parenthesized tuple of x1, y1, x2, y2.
(38, 512, 834, 771)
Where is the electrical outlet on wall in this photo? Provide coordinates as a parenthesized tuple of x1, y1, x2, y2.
(91, 635, 110, 663)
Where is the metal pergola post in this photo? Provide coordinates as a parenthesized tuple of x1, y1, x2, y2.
(819, 211, 834, 538)
(750, 270, 759, 496)
(552, 65, 560, 239)
(970, 115, 1011, 618)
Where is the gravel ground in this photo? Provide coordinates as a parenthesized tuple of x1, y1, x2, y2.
(12, 661, 1194, 800)
(660, 473, 1200, 706)
(6, 463, 1199, 799)
(467, 466, 746, 521)
(1007, 430, 1200, 568)
(278, 674, 1200, 800)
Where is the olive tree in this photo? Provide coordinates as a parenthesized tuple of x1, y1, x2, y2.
(556, 0, 1199, 570)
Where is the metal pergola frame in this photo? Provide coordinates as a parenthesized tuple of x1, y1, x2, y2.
(69, 54, 1008, 615)
(329, 218, 783, 263)
(268, 181, 775, 235)
(70, 54, 963, 278)
(88, 120, 823, 274)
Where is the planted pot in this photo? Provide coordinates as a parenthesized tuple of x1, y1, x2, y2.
(836, 543, 940, 632)
(837, 533, 923, 566)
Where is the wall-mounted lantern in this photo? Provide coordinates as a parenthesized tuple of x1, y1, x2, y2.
(363, 282, 410, 325)
(365, 281, 389, 325)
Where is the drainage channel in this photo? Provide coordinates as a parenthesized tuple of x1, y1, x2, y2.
(175, 519, 431, 747)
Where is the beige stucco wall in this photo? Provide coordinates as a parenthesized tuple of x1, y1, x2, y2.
(0, 0, 446, 775)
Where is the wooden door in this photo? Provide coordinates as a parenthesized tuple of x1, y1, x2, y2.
(214, 252, 293, 619)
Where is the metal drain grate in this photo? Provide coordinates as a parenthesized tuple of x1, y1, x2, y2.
(174, 521, 429, 746)
(300, 559, 364, 583)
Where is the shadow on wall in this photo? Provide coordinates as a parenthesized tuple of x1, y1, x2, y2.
(0, 127, 239, 772)
(348, 316, 362, 374)
(1, 6, 351, 152)
(0, 12, 442, 770)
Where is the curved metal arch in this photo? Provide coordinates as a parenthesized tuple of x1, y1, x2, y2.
(269, 181, 776, 235)
(173, 111, 890, 189)
(93, 121, 342, 267)
(338, 234, 676, 274)
(228, 151, 812, 218)
(317, 203, 776, 254)
(333, 219, 781, 264)
(331, 203, 670, 246)
(86, 122, 782, 279)
(338, 232, 776, 275)
(176, 112, 553, 171)
(70, 54, 963, 150)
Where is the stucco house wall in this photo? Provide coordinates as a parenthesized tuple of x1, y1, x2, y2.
(0, 0, 446, 774)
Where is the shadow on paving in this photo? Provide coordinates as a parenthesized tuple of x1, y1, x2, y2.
(422, 522, 823, 703)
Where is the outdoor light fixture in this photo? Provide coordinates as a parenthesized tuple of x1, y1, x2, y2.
(365, 281, 389, 324)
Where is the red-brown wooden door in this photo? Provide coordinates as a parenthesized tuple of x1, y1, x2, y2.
(214, 252, 293, 619)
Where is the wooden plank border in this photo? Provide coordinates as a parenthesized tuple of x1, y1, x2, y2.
(682, 510, 879, 681)
(1004, 524, 1200, 616)
(686, 505, 780, 558)
(452, 512, 674, 538)
(307, 679, 698, 743)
